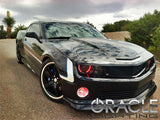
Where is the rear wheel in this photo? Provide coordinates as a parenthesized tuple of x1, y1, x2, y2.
(40, 59, 63, 102)
(16, 45, 23, 64)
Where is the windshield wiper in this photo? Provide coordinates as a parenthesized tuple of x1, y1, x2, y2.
(48, 36, 71, 39)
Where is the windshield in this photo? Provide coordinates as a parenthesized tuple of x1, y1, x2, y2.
(43, 22, 105, 39)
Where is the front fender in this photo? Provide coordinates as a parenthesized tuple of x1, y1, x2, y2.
(41, 49, 68, 77)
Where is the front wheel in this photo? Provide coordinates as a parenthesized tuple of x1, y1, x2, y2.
(40, 59, 63, 102)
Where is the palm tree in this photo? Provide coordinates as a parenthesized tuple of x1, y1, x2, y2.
(2, 11, 16, 38)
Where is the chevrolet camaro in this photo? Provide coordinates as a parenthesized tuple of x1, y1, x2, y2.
(16, 21, 157, 110)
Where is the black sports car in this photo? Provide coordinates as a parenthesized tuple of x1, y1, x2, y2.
(16, 21, 156, 110)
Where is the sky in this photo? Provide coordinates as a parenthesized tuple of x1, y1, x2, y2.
(0, 0, 160, 31)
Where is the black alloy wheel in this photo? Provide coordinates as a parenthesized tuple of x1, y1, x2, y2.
(40, 59, 63, 101)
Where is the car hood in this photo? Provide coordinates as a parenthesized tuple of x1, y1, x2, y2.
(46, 38, 152, 64)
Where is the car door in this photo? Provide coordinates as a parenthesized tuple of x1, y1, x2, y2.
(23, 24, 44, 74)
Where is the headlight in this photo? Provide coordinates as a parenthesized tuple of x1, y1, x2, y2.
(77, 64, 94, 77)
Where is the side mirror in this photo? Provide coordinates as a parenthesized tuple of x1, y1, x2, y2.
(25, 32, 42, 43)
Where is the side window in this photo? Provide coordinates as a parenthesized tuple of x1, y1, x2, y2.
(33, 24, 41, 37)
(27, 24, 34, 32)
(27, 24, 41, 37)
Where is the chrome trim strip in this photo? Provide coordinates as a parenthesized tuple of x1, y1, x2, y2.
(132, 68, 146, 78)
(59, 58, 74, 82)
(24, 47, 42, 64)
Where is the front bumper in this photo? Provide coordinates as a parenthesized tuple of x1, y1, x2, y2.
(63, 81, 156, 110)
(61, 64, 156, 110)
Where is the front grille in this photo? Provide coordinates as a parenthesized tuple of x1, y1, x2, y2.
(91, 57, 155, 78)
(96, 81, 152, 100)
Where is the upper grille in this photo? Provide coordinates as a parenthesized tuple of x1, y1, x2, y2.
(90, 57, 155, 78)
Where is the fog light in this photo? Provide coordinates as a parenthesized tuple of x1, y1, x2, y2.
(77, 87, 89, 98)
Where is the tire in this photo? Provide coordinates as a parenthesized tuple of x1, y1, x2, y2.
(16, 44, 23, 64)
(40, 59, 63, 102)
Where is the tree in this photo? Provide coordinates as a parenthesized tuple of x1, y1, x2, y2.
(86, 21, 97, 29)
(102, 23, 116, 32)
(2, 10, 16, 38)
(126, 10, 160, 49)
(114, 20, 131, 31)
(148, 25, 160, 61)
(101, 20, 131, 32)
(11, 25, 27, 38)
(0, 25, 7, 39)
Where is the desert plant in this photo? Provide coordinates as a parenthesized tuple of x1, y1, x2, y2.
(2, 11, 16, 38)
(11, 25, 27, 38)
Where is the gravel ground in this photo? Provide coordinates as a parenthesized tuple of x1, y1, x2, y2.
(0, 39, 159, 120)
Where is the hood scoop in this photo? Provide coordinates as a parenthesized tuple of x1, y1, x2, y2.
(116, 56, 140, 61)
